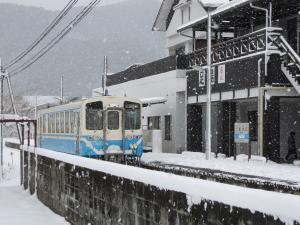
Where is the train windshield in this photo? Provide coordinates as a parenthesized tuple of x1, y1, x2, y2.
(86, 101, 103, 130)
(124, 101, 141, 130)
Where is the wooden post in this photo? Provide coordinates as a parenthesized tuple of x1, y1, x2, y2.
(21, 124, 24, 185)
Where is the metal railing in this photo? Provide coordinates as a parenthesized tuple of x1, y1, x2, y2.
(186, 27, 283, 68)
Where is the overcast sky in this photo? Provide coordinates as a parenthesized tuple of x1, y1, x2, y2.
(0, 0, 125, 10)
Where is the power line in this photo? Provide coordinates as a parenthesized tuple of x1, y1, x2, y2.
(10, 0, 102, 77)
(3, 0, 79, 70)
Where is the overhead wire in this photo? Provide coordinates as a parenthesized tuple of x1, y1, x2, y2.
(10, 0, 102, 77)
(3, 0, 79, 70)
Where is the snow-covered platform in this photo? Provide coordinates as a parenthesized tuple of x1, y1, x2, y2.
(0, 143, 69, 225)
(141, 152, 300, 195)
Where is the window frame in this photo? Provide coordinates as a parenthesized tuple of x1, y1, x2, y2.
(164, 115, 172, 141)
(86, 101, 103, 131)
(147, 116, 160, 130)
(107, 111, 120, 130)
(124, 101, 141, 130)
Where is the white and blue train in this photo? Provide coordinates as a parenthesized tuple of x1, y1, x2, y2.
(37, 96, 143, 159)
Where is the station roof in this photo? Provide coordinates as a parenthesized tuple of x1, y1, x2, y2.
(178, 0, 300, 32)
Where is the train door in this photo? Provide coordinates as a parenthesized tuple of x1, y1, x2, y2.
(106, 109, 123, 153)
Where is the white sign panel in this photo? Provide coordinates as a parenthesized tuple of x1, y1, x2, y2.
(199, 70, 205, 87)
(218, 64, 226, 84)
(211, 67, 215, 85)
(234, 123, 249, 143)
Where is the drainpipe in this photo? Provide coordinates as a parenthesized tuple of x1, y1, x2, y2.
(250, 3, 269, 157)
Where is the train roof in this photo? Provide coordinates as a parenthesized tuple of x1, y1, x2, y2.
(37, 96, 142, 115)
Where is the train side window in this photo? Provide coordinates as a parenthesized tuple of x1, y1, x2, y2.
(51, 114, 55, 133)
(124, 101, 141, 130)
(86, 101, 103, 130)
(60, 112, 65, 133)
(48, 114, 51, 134)
(39, 116, 42, 134)
(70, 111, 75, 134)
(56, 113, 60, 133)
(108, 111, 119, 130)
(43, 115, 47, 133)
(65, 111, 70, 133)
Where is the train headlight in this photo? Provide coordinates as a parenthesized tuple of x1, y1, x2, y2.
(130, 144, 134, 149)
(133, 144, 137, 149)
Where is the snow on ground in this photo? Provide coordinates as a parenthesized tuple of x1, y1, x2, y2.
(0, 140, 69, 225)
(0, 142, 20, 187)
(24, 145, 300, 223)
(142, 152, 300, 184)
(0, 187, 69, 225)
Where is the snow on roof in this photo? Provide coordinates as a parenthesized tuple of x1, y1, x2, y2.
(199, 0, 230, 8)
(0, 114, 29, 121)
(25, 146, 300, 222)
(140, 97, 167, 106)
(178, 0, 252, 32)
(152, 0, 176, 31)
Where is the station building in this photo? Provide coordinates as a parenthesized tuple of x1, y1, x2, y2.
(94, 0, 300, 162)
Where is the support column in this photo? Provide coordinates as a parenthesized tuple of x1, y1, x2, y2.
(264, 97, 280, 162)
(222, 102, 236, 157)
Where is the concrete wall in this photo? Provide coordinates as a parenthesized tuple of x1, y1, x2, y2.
(94, 70, 186, 153)
(22, 151, 296, 225)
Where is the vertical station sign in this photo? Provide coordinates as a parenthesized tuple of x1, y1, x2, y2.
(218, 64, 226, 84)
(199, 70, 205, 87)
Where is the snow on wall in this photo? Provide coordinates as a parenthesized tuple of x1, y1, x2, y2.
(24, 146, 300, 223)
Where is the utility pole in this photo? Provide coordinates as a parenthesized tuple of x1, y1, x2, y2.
(205, 9, 212, 160)
(103, 56, 108, 96)
(60, 75, 64, 104)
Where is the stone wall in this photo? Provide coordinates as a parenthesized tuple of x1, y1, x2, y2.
(22, 152, 299, 225)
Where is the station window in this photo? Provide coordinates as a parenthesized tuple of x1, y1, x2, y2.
(86, 101, 103, 130)
(65, 111, 70, 133)
(147, 116, 160, 130)
(164, 115, 172, 140)
(124, 101, 141, 130)
(108, 111, 119, 130)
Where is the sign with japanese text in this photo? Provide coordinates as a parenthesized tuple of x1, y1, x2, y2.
(199, 70, 205, 87)
(218, 64, 226, 83)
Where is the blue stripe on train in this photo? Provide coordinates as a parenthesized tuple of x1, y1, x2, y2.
(40, 135, 143, 157)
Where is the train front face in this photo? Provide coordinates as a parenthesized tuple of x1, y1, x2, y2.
(80, 97, 143, 158)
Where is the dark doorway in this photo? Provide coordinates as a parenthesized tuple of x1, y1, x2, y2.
(222, 102, 236, 156)
(287, 18, 298, 53)
(248, 111, 258, 142)
(187, 104, 202, 152)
